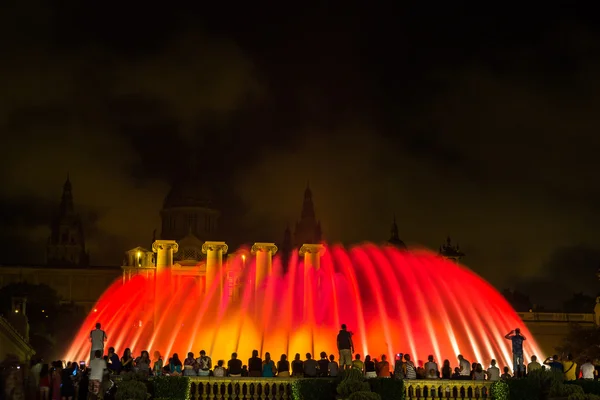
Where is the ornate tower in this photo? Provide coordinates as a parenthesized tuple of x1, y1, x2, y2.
(439, 236, 465, 263)
(387, 216, 407, 249)
(293, 184, 322, 248)
(160, 157, 220, 264)
(46, 176, 89, 266)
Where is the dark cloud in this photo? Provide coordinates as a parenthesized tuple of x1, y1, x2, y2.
(516, 245, 600, 310)
(0, 4, 260, 265)
(234, 52, 600, 291)
(0, 3, 599, 307)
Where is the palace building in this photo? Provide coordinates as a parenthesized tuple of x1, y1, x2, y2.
(0, 176, 452, 313)
(3, 175, 593, 357)
(0, 178, 121, 312)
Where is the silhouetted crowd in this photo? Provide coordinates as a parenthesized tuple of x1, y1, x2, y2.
(4, 323, 600, 399)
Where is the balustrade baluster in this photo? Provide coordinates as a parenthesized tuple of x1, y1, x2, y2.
(249, 382, 255, 400)
(192, 382, 200, 400)
(208, 382, 215, 400)
(281, 381, 292, 400)
(207, 381, 213, 400)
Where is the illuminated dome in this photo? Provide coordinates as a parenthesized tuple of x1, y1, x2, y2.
(163, 180, 214, 209)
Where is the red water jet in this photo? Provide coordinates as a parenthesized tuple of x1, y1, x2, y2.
(65, 244, 542, 371)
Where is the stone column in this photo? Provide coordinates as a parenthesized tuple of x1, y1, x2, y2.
(251, 243, 278, 292)
(152, 240, 179, 273)
(202, 241, 228, 298)
(299, 244, 326, 270)
(299, 244, 325, 358)
(152, 240, 178, 328)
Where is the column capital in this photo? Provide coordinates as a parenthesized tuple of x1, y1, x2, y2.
(152, 240, 179, 253)
(202, 241, 228, 254)
(251, 242, 278, 256)
(299, 243, 326, 257)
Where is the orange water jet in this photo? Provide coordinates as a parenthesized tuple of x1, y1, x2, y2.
(65, 244, 542, 371)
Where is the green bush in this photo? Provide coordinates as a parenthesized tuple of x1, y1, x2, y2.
(550, 383, 584, 398)
(337, 379, 369, 398)
(291, 379, 337, 400)
(568, 392, 600, 400)
(505, 377, 542, 400)
(115, 378, 148, 400)
(490, 381, 509, 400)
(341, 368, 364, 381)
(153, 376, 191, 400)
(568, 380, 600, 396)
(367, 378, 404, 400)
(348, 391, 382, 400)
(337, 368, 370, 398)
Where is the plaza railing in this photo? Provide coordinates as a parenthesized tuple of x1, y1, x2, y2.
(186, 377, 492, 400)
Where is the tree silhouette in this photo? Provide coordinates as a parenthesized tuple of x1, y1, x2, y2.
(557, 324, 600, 363)
(502, 288, 533, 312)
(563, 292, 597, 313)
(0, 282, 85, 360)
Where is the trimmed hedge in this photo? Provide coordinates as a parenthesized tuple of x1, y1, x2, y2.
(115, 379, 148, 400)
(291, 378, 338, 400)
(153, 376, 191, 400)
(568, 380, 600, 396)
(349, 391, 382, 400)
(367, 378, 404, 400)
(505, 377, 542, 400)
(490, 381, 509, 400)
(289, 375, 403, 400)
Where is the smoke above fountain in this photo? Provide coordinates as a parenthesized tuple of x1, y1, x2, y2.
(65, 243, 542, 371)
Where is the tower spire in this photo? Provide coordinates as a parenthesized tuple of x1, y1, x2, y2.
(293, 185, 322, 248)
(387, 215, 406, 249)
(47, 176, 89, 266)
(60, 174, 74, 215)
(301, 183, 315, 220)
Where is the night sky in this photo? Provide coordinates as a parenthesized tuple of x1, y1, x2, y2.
(1, 2, 599, 308)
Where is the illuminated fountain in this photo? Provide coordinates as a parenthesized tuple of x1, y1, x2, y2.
(65, 241, 542, 371)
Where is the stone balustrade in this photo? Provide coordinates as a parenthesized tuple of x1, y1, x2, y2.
(403, 379, 492, 399)
(189, 378, 293, 400)
(517, 311, 595, 323)
(184, 377, 492, 400)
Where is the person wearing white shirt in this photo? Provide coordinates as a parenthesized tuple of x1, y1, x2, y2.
(424, 355, 439, 379)
(458, 355, 471, 379)
(487, 359, 500, 381)
(581, 359, 596, 380)
(89, 350, 107, 398)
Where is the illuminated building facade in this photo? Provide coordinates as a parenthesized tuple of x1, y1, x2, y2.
(1, 177, 592, 357)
